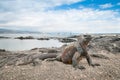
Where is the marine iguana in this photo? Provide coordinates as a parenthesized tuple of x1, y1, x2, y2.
(17, 35, 100, 69)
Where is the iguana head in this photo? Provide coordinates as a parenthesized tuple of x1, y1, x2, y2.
(77, 35, 92, 47)
(83, 35, 92, 42)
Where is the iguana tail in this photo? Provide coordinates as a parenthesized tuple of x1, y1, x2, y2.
(38, 53, 58, 60)
(17, 53, 58, 66)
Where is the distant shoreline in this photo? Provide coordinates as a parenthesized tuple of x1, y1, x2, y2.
(0, 33, 119, 52)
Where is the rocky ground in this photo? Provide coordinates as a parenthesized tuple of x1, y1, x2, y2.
(0, 34, 120, 80)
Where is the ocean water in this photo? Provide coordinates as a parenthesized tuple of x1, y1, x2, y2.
(0, 39, 64, 51)
(0, 33, 70, 51)
(0, 33, 73, 38)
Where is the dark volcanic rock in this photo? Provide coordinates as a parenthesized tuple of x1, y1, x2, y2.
(110, 37, 120, 42)
(0, 49, 6, 52)
(0, 36, 10, 39)
(37, 38, 49, 40)
(15, 36, 34, 40)
(67, 35, 79, 38)
(90, 35, 120, 54)
(59, 38, 76, 43)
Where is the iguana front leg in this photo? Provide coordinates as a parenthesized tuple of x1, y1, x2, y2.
(85, 52, 100, 67)
(72, 52, 86, 70)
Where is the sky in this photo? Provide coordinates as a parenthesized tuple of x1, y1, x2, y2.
(0, 0, 120, 33)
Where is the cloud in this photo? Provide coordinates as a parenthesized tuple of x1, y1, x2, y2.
(0, 0, 84, 12)
(0, 8, 120, 33)
(0, 0, 120, 33)
(99, 3, 113, 9)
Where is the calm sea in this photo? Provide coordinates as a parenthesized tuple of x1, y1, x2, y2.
(0, 33, 72, 51)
